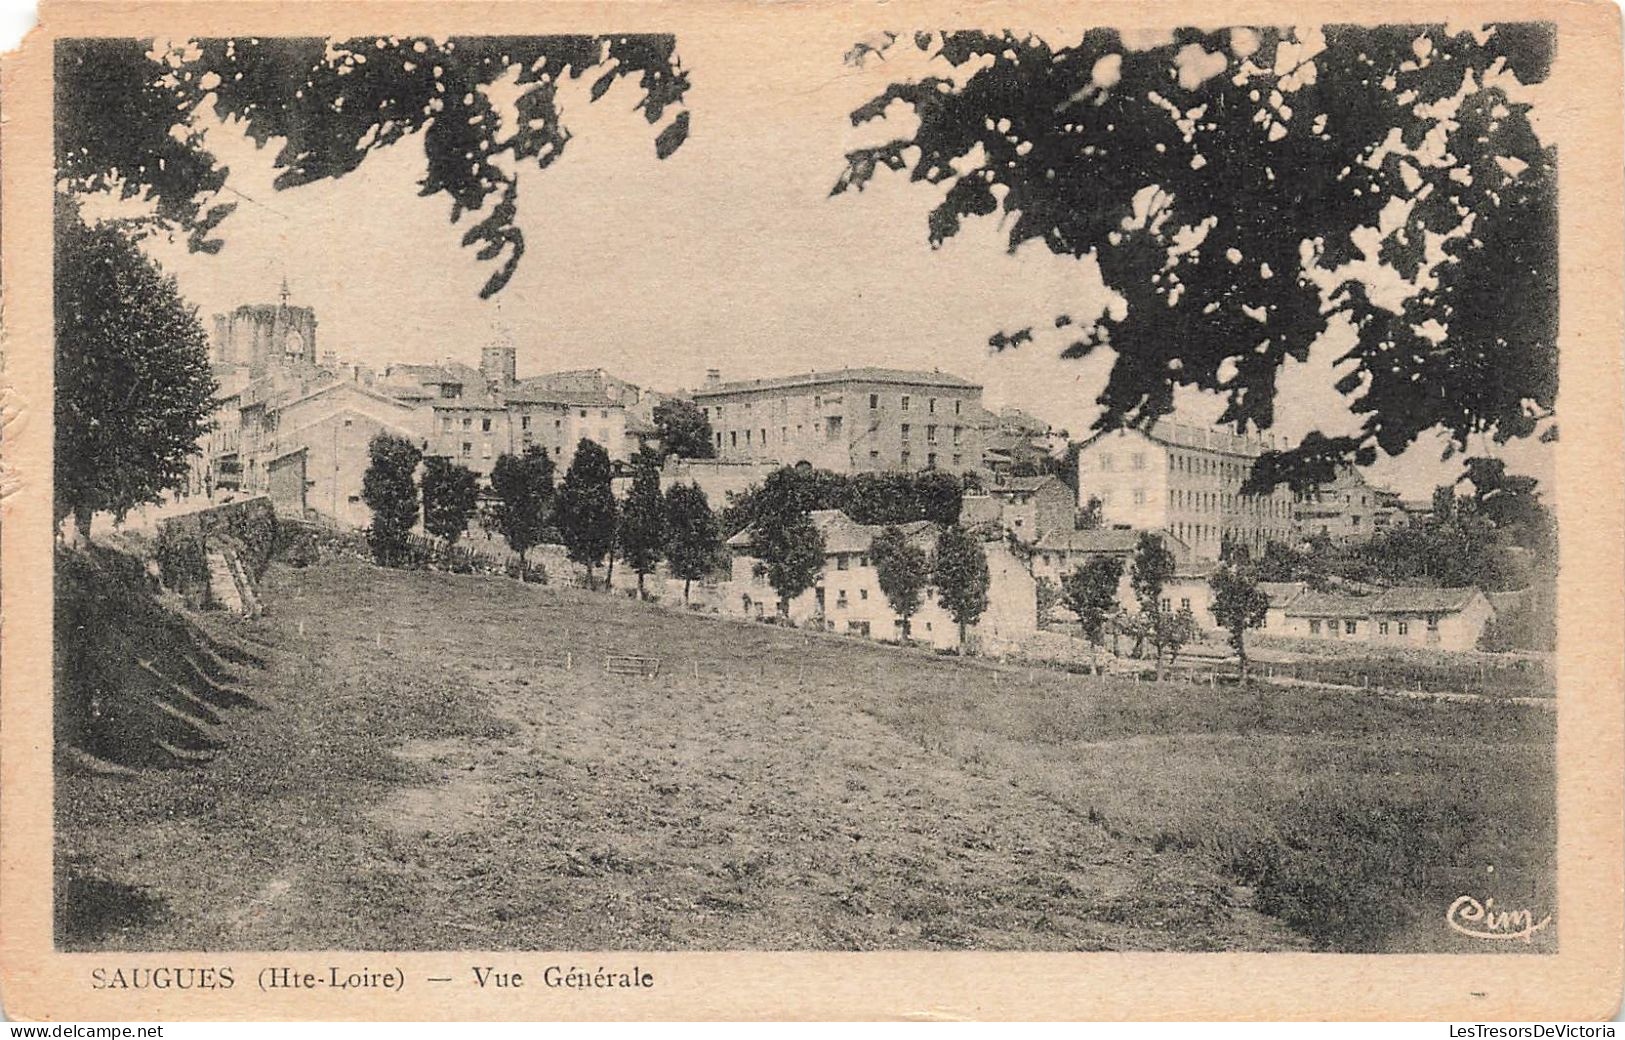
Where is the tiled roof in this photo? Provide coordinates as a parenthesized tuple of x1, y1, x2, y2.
(1369, 586, 1483, 613)
(1257, 581, 1308, 608)
(1033, 528, 1142, 553)
(988, 475, 1064, 495)
(693, 366, 979, 397)
(727, 510, 939, 556)
(1283, 591, 1375, 618)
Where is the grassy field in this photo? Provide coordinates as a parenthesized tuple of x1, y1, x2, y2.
(56, 558, 1556, 952)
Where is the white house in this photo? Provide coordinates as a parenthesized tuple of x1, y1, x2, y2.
(724, 509, 1036, 652)
(1281, 586, 1494, 651)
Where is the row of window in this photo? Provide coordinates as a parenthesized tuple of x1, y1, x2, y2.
(1306, 618, 1439, 636)
(707, 394, 967, 421)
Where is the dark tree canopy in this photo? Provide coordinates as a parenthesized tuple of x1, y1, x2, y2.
(421, 456, 480, 546)
(663, 482, 722, 602)
(555, 439, 618, 584)
(618, 449, 667, 593)
(361, 434, 422, 565)
(55, 35, 692, 294)
(651, 398, 716, 460)
(837, 25, 1556, 487)
(932, 524, 991, 646)
(1210, 543, 1272, 675)
(54, 198, 218, 533)
(489, 446, 556, 562)
(871, 525, 930, 638)
(1063, 555, 1124, 645)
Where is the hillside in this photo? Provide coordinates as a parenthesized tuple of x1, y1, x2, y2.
(57, 558, 1555, 952)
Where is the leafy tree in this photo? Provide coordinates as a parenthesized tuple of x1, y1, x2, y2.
(1209, 545, 1271, 680)
(872, 525, 930, 641)
(1147, 606, 1201, 680)
(837, 26, 1556, 487)
(1257, 539, 1303, 582)
(1431, 485, 1459, 526)
(651, 398, 716, 460)
(54, 199, 217, 538)
(1129, 532, 1176, 616)
(56, 35, 691, 294)
(663, 482, 722, 604)
(361, 434, 422, 566)
(421, 457, 480, 549)
(1077, 496, 1104, 531)
(1063, 556, 1124, 659)
(932, 524, 990, 651)
(759, 514, 826, 618)
(489, 446, 555, 564)
(1034, 576, 1060, 629)
(555, 439, 617, 588)
(618, 449, 666, 597)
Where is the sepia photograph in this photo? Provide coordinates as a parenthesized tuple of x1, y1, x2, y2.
(3, 0, 1622, 1022)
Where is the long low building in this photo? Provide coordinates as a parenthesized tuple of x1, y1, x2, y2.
(1280, 586, 1495, 651)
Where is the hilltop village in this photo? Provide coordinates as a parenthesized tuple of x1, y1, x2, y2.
(187, 292, 1541, 656)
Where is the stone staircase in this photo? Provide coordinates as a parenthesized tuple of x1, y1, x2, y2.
(205, 549, 247, 615)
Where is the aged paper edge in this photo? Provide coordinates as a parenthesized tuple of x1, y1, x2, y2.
(1, 0, 1621, 1022)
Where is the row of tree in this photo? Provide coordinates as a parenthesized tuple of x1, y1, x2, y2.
(360, 436, 725, 599)
(1050, 532, 1273, 679)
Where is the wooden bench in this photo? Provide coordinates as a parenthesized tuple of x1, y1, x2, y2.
(604, 654, 661, 677)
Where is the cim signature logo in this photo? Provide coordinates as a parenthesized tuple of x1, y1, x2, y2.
(1447, 895, 1552, 942)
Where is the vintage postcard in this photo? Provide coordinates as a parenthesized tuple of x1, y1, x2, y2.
(1, 0, 1621, 1022)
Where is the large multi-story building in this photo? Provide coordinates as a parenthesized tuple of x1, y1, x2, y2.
(691, 367, 986, 476)
(1074, 420, 1297, 560)
(1293, 466, 1403, 544)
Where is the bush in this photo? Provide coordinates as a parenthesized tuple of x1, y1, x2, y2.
(153, 521, 209, 605)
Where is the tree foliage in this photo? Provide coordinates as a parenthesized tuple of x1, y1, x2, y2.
(932, 524, 991, 649)
(837, 25, 1557, 486)
(651, 398, 716, 460)
(54, 199, 219, 535)
(555, 439, 617, 586)
(489, 446, 555, 563)
(421, 456, 480, 547)
(719, 465, 967, 535)
(663, 482, 722, 603)
(618, 449, 667, 595)
(361, 434, 422, 565)
(56, 35, 692, 294)
(1063, 555, 1124, 646)
(1129, 532, 1177, 614)
(872, 525, 931, 640)
(1209, 544, 1272, 677)
(758, 515, 826, 617)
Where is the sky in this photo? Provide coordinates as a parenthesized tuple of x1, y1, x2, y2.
(115, 23, 1557, 501)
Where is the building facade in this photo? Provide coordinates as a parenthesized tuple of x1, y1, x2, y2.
(692, 367, 986, 476)
(724, 509, 1036, 651)
(1074, 421, 1297, 560)
(1280, 586, 1494, 651)
(1294, 466, 1402, 544)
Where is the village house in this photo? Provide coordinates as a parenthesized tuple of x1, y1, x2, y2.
(723, 509, 1036, 652)
(1281, 586, 1495, 651)
(966, 474, 1076, 543)
(1293, 465, 1403, 544)
(1257, 581, 1309, 634)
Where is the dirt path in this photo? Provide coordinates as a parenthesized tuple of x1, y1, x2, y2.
(58, 560, 1305, 951)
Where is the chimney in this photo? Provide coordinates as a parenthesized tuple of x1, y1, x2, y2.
(704, 368, 722, 387)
